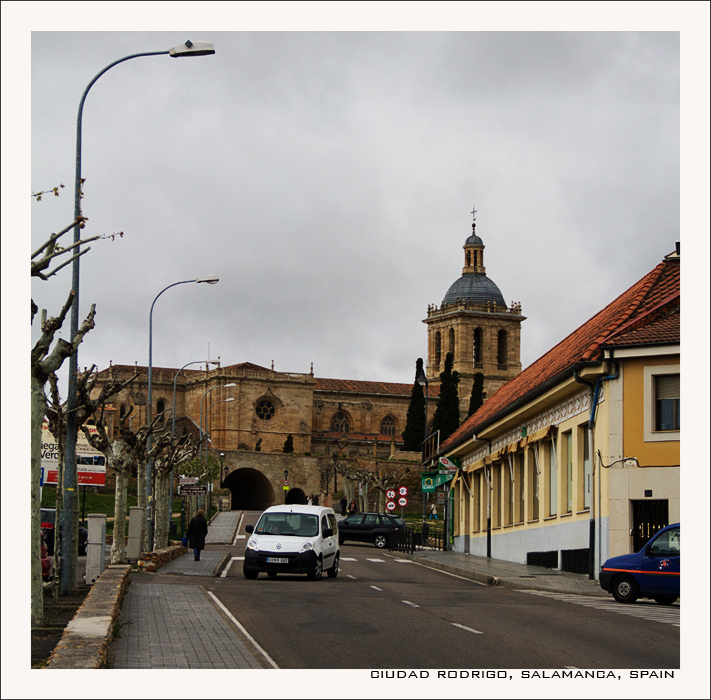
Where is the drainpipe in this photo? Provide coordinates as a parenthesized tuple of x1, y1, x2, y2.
(482, 438, 492, 558)
(574, 359, 619, 579)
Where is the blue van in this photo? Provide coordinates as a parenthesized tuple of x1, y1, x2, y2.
(599, 522, 679, 604)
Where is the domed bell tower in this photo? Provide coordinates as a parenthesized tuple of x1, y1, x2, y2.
(424, 210, 525, 418)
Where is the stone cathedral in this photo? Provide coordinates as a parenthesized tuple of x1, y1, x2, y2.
(92, 214, 524, 508)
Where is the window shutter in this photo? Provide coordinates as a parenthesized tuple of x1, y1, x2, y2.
(655, 374, 679, 399)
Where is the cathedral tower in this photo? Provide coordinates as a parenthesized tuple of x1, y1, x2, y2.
(424, 211, 525, 418)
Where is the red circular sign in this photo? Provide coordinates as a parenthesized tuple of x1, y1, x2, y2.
(398, 496, 408, 507)
(386, 501, 396, 511)
(386, 489, 396, 500)
(398, 486, 409, 496)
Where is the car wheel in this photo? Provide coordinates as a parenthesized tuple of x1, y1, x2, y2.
(374, 534, 388, 549)
(327, 553, 339, 578)
(611, 574, 639, 604)
(243, 563, 259, 580)
(653, 595, 677, 605)
(308, 556, 323, 580)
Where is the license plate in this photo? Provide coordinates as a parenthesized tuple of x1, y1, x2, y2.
(266, 557, 288, 564)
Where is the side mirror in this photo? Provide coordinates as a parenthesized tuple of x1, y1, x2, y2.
(323, 528, 334, 538)
(245, 524, 254, 534)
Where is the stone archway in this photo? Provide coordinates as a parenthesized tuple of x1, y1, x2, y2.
(223, 468, 276, 511)
(285, 487, 307, 505)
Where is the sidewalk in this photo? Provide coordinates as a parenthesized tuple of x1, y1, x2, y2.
(404, 548, 607, 597)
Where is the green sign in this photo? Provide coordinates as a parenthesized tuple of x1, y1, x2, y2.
(421, 471, 455, 493)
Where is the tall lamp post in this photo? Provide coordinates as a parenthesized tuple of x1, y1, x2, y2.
(168, 358, 219, 537)
(146, 276, 219, 550)
(61, 40, 215, 595)
(416, 368, 429, 522)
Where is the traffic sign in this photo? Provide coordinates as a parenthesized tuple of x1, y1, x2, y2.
(386, 501, 396, 511)
(398, 486, 409, 497)
(386, 489, 396, 500)
(398, 496, 408, 507)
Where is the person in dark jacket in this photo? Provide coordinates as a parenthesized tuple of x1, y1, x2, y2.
(187, 510, 209, 561)
(339, 497, 347, 516)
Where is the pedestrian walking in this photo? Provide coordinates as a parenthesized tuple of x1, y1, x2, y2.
(186, 509, 209, 561)
(348, 499, 357, 516)
(340, 496, 348, 516)
(429, 503, 438, 520)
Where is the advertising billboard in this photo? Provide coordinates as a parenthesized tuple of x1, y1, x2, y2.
(41, 420, 106, 486)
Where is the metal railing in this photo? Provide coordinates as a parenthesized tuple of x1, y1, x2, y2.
(389, 522, 445, 554)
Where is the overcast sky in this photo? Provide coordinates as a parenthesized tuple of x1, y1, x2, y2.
(4, 2, 710, 695)
(21, 18, 693, 390)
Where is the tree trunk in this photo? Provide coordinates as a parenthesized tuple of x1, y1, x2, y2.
(30, 377, 45, 626)
(111, 471, 128, 564)
(153, 471, 170, 550)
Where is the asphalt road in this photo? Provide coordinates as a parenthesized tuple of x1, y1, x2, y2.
(206, 540, 679, 670)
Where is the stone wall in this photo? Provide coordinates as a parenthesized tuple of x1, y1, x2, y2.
(46, 565, 131, 669)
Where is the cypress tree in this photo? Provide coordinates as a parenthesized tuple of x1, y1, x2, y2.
(401, 358, 427, 451)
(283, 434, 294, 453)
(468, 372, 485, 417)
(431, 353, 461, 443)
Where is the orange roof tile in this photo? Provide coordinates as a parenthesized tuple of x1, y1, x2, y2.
(314, 377, 413, 395)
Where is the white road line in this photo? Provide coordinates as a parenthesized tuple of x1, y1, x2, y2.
(207, 591, 279, 669)
(220, 558, 237, 577)
(371, 586, 383, 591)
(367, 558, 386, 563)
(347, 574, 357, 579)
(451, 622, 483, 635)
(341, 557, 358, 561)
(402, 600, 420, 608)
(232, 512, 245, 546)
(393, 559, 413, 563)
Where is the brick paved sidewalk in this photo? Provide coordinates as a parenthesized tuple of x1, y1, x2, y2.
(108, 583, 269, 669)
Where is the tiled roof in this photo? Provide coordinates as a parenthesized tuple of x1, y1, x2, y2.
(314, 377, 413, 396)
(441, 255, 680, 451)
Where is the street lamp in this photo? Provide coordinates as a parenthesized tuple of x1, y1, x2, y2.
(199, 384, 236, 459)
(416, 368, 429, 522)
(61, 40, 215, 594)
(146, 275, 220, 550)
(168, 358, 220, 536)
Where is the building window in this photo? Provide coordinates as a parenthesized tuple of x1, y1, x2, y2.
(491, 464, 501, 528)
(472, 471, 481, 532)
(380, 415, 396, 436)
(472, 328, 483, 368)
(156, 399, 165, 424)
(497, 330, 508, 369)
(643, 365, 680, 442)
(448, 328, 455, 355)
(577, 425, 591, 511)
(435, 331, 442, 369)
(516, 453, 525, 524)
(330, 411, 350, 434)
(562, 431, 572, 514)
(547, 440, 557, 517)
(504, 458, 514, 526)
(255, 398, 276, 421)
(655, 375, 680, 431)
(527, 446, 540, 521)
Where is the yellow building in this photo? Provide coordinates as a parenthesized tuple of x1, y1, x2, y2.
(440, 247, 680, 576)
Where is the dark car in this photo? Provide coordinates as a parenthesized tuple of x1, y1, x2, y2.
(338, 512, 407, 548)
(599, 522, 680, 604)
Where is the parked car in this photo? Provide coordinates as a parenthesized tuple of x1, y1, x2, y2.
(599, 522, 680, 604)
(338, 512, 407, 548)
(243, 504, 340, 580)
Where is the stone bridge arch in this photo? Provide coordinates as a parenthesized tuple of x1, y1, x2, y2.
(223, 468, 276, 511)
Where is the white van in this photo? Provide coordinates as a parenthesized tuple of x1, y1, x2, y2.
(243, 504, 340, 580)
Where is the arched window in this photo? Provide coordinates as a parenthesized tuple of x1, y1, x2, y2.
(435, 331, 442, 369)
(156, 399, 166, 424)
(330, 411, 351, 434)
(448, 328, 455, 355)
(473, 327, 483, 367)
(119, 404, 127, 419)
(497, 330, 508, 369)
(380, 415, 396, 436)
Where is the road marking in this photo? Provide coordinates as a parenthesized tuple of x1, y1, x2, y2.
(220, 558, 239, 577)
(402, 600, 420, 608)
(232, 512, 245, 545)
(367, 558, 386, 563)
(451, 622, 483, 635)
(371, 586, 383, 591)
(393, 559, 413, 563)
(347, 575, 357, 580)
(341, 557, 358, 562)
(234, 535, 246, 539)
(207, 591, 279, 669)
(521, 590, 681, 626)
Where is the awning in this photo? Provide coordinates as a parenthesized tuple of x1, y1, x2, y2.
(520, 424, 558, 447)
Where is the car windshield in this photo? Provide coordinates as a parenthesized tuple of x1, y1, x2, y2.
(255, 513, 319, 537)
